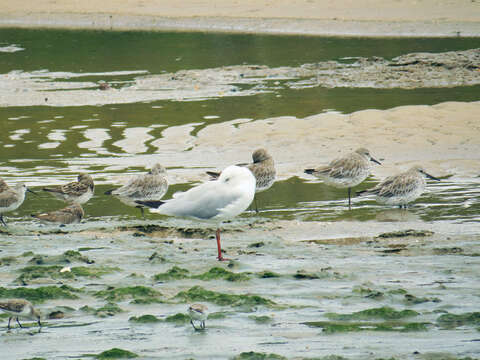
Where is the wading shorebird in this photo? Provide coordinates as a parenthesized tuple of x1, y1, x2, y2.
(188, 303, 208, 330)
(207, 148, 276, 213)
(0, 180, 36, 226)
(357, 165, 440, 208)
(0, 299, 41, 330)
(32, 203, 84, 224)
(137, 165, 256, 261)
(304, 147, 381, 209)
(105, 163, 168, 218)
(43, 173, 94, 204)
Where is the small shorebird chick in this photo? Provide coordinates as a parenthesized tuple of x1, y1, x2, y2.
(304, 147, 381, 209)
(43, 173, 94, 204)
(0, 181, 36, 226)
(32, 203, 84, 224)
(207, 148, 276, 212)
(137, 165, 255, 261)
(105, 163, 168, 218)
(188, 304, 208, 330)
(357, 165, 440, 208)
(0, 299, 41, 329)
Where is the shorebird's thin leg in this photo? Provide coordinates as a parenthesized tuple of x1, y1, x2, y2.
(37, 318, 42, 328)
(190, 319, 199, 330)
(201, 320, 205, 329)
(216, 228, 230, 261)
(0, 215, 7, 227)
(140, 206, 145, 219)
(348, 188, 352, 210)
(7, 317, 12, 329)
(254, 196, 259, 213)
(16, 317, 23, 328)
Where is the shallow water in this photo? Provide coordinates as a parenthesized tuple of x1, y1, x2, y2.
(0, 29, 479, 360)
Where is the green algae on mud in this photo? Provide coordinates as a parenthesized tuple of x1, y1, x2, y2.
(175, 285, 276, 307)
(436, 312, 480, 329)
(94, 286, 162, 303)
(376, 229, 434, 238)
(153, 266, 190, 281)
(302, 320, 429, 333)
(325, 307, 419, 321)
(81, 303, 124, 318)
(192, 267, 251, 282)
(129, 314, 161, 323)
(164, 312, 191, 324)
(0, 285, 80, 303)
(16, 265, 119, 284)
(93, 348, 138, 359)
(232, 352, 287, 360)
(27, 250, 94, 265)
(248, 315, 273, 324)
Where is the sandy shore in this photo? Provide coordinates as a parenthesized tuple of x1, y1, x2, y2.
(0, 0, 479, 36)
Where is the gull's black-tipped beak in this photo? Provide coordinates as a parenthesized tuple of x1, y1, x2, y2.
(424, 172, 440, 181)
(370, 157, 382, 165)
(27, 188, 38, 195)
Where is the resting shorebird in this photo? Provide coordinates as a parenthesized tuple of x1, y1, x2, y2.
(32, 203, 84, 224)
(357, 165, 440, 208)
(137, 165, 256, 261)
(188, 303, 208, 330)
(0, 180, 36, 226)
(105, 163, 168, 218)
(207, 148, 275, 212)
(43, 173, 94, 204)
(0, 299, 41, 329)
(305, 147, 381, 209)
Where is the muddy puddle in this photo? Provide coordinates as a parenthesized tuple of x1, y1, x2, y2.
(0, 29, 479, 359)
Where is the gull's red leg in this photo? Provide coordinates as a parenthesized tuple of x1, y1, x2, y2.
(216, 228, 230, 261)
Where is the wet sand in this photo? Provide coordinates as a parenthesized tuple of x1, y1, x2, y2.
(0, 0, 479, 37)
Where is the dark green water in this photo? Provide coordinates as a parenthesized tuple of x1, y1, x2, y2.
(0, 29, 479, 223)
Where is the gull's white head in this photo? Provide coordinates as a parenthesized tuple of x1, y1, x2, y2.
(218, 165, 256, 192)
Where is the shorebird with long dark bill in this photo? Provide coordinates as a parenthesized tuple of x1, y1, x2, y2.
(207, 148, 276, 212)
(357, 165, 440, 208)
(105, 163, 168, 218)
(137, 165, 256, 261)
(42, 173, 94, 204)
(0, 299, 42, 330)
(32, 203, 84, 224)
(188, 303, 208, 330)
(0, 180, 36, 226)
(304, 147, 381, 209)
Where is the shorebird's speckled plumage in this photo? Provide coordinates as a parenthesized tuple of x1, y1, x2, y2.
(105, 163, 168, 217)
(32, 203, 84, 224)
(358, 165, 440, 207)
(305, 148, 381, 208)
(43, 173, 94, 204)
(188, 303, 208, 330)
(0, 182, 35, 226)
(0, 299, 41, 329)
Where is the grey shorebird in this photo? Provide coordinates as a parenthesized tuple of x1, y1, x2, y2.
(188, 303, 208, 330)
(0, 180, 36, 226)
(32, 203, 84, 224)
(137, 165, 256, 261)
(305, 147, 381, 209)
(357, 165, 440, 208)
(207, 148, 276, 212)
(105, 163, 168, 218)
(43, 173, 94, 204)
(0, 299, 41, 329)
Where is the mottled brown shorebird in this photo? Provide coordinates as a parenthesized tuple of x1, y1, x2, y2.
(357, 165, 440, 208)
(305, 148, 381, 209)
(105, 163, 168, 218)
(32, 203, 84, 224)
(43, 173, 94, 204)
(0, 180, 36, 226)
(0, 299, 41, 329)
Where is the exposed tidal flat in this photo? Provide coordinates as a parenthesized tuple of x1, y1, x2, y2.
(0, 28, 479, 359)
